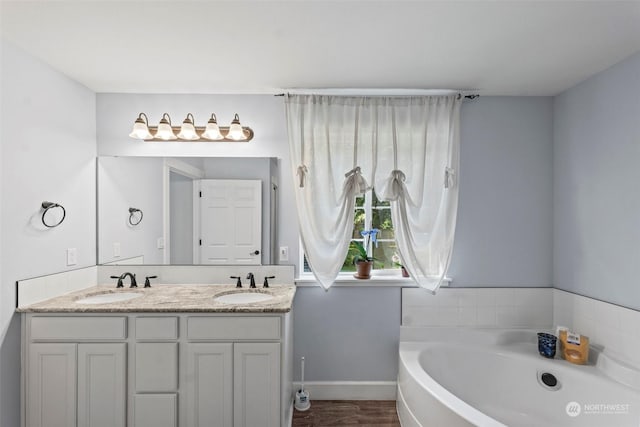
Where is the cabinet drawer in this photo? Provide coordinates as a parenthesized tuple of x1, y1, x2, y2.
(133, 394, 177, 427)
(187, 317, 281, 340)
(135, 317, 178, 340)
(30, 316, 127, 340)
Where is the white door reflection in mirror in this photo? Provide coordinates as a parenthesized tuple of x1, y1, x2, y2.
(199, 180, 262, 265)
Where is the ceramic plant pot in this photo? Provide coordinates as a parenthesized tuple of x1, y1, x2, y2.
(401, 267, 410, 277)
(354, 261, 373, 279)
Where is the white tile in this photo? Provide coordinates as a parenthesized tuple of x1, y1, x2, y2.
(476, 289, 497, 307)
(476, 307, 497, 327)
(495, 289, 517, 306)
(457, 307, 477, 326)
(456, 289, 477, 307)
(617, 306, 640, 335)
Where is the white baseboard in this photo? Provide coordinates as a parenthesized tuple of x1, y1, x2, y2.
(292, 381, 397, 400)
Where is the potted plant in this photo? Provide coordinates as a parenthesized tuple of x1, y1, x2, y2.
(392, 253, 410, 277)
(349, 229, 379, 279)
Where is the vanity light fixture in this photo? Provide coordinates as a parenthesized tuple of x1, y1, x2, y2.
(129, 112, 253, 142)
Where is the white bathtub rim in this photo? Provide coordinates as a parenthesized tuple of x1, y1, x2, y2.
(399, 342, 507, 427)
(400, 327, 640, 392)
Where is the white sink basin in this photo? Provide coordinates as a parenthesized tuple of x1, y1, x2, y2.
(215, 292, 274, 304)
(75, 292, 143, 304)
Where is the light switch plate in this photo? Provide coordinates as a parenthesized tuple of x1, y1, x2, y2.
(157, 237, 165, 249)
(279, 246, 289, 262)
(113, 242, 121, 258)
(66, 248, 77, 266)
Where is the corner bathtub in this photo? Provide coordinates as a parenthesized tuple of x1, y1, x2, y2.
(397, 329, 640, 427)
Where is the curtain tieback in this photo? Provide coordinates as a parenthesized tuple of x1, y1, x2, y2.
(444, 167, 456, 189)
(297, 164, 308, 188)
(381, 169, 406, 201)
(343, 166, 368, 195)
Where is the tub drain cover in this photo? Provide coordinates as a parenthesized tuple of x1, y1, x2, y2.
(541, 373, 557, 387)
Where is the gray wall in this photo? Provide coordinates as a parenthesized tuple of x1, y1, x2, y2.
(554, 51, 640, 311)
(97, 94, 554, 382)
(449, 97, 554, 286)
(294, 97, 554, 381)
(170, 172, 194, 264)
(0, 41, 97, 426)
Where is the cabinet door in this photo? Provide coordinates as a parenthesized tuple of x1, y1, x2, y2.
(135, 342, 178, 392)
(185, 343, 233, 427)
(233, 343, 280, 427)
(27, 343, 77, 427)
(77, 343, 126, 427)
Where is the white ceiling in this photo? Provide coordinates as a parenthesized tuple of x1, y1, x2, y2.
(2, 1, 640, 96)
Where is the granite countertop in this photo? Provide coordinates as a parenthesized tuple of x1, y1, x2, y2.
(17, 284, 296, 313)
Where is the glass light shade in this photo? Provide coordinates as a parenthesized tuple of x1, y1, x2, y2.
(202, 122, 223, 140)
(129, 121, 153, 140)
(177, 114, 199, 140)
(154, 114, 177, 140)
(129, 113, 153, 140)
(202, 114, 223, 140)
(226, 114, 246, 141)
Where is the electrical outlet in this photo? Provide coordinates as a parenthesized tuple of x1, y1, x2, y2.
(66, 248, 77, 266)
(279, 246, 289, 262)
(157, 237, 165, 249)
(113, 242, 121, 258)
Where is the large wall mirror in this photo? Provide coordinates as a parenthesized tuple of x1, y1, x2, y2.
(97, 156, 278, 265)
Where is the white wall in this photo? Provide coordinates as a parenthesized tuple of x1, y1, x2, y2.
(0, 40, 96, 426)
(554, 51, 640, 311)
(97, 156, 164, 264)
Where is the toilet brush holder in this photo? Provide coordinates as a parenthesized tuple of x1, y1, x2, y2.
(294, 356, 311, 411)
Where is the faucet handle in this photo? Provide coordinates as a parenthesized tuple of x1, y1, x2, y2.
(246, 273, 256, 288)
(144, 276, 157, 288)
(230, 276, 242, 288)
(110, 276, 124, 288)
(263, 276, 275, 288)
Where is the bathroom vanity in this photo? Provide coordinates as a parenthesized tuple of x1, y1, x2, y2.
(18, 284, 295, 427)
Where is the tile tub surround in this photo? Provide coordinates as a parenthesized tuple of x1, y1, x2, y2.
(402, 287, 554, 328)
(553, 289, 640, 370)
(16, 284, 296, 313)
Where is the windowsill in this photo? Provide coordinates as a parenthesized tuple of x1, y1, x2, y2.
(295, 274, 451, 287)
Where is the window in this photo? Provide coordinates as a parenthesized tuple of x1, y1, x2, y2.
(303, 190, 399, 274)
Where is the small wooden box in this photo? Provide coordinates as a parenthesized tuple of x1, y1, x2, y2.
(559, 330, 589, 364)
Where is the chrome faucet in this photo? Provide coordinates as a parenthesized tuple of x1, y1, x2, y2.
(110, 272, 137, 288)
(246, 272, 256, 288)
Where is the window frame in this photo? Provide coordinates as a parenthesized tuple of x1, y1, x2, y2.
(300, 189, 403, 278)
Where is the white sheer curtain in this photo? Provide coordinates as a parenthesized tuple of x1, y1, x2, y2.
(285, 94, 461, 292)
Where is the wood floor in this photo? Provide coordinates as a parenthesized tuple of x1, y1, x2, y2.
(292, 400, 400, 426)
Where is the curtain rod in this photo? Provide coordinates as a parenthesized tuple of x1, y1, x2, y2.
(274, 93, 479, 100)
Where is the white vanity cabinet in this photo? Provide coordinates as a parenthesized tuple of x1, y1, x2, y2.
(22, 313, 293, 427)
(25, 316, 128, 427)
